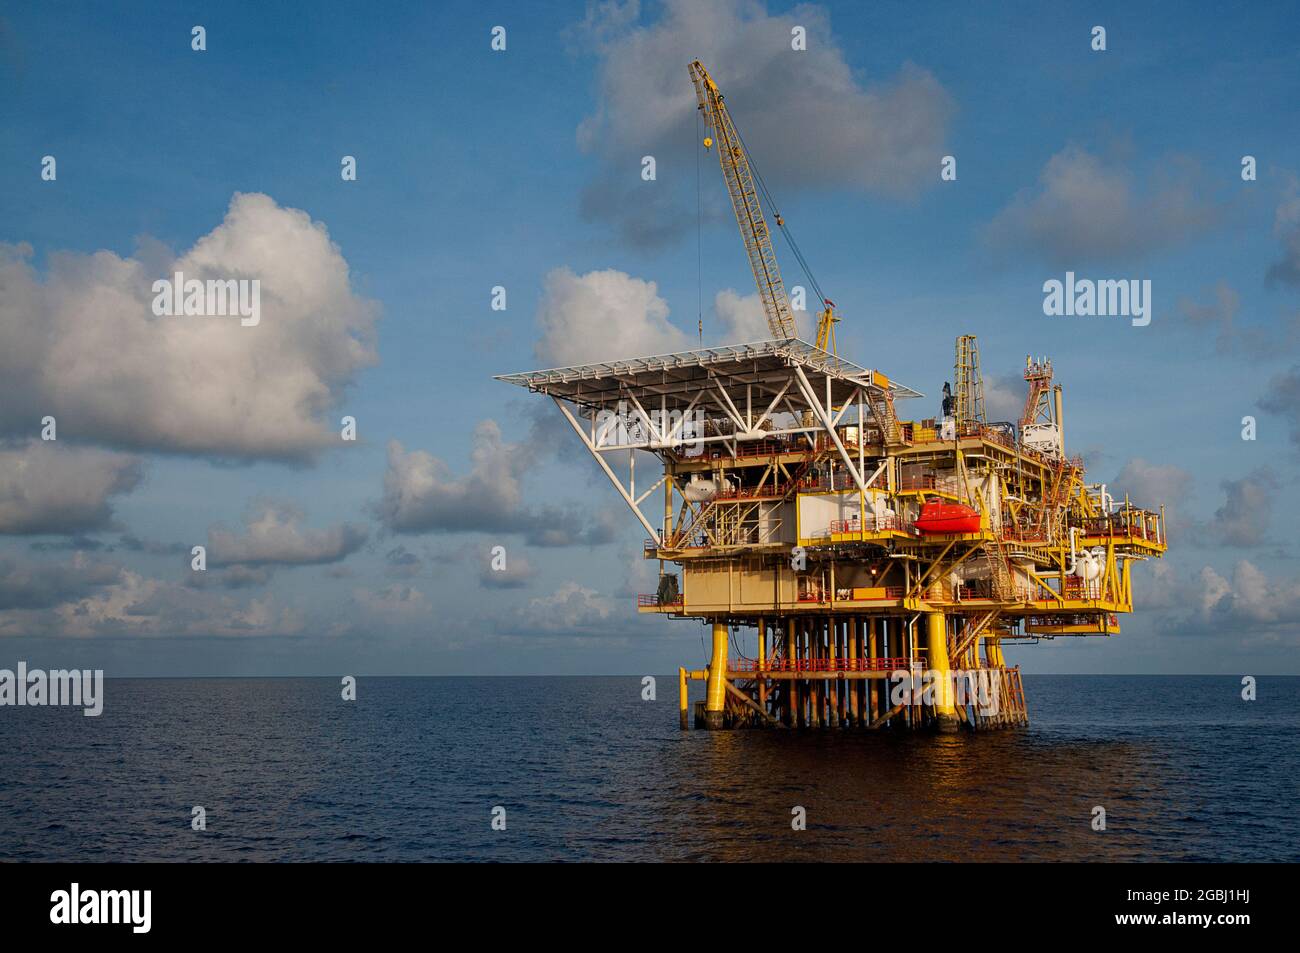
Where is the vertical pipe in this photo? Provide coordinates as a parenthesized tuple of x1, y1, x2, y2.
(828, 617, 839, 728)
(678, 667, 689, 731)
(926, 611, 959, 732)
(809, 618, 822, 728)
(664, 471, 673, 542)
(868, 616, 879, 723)
(785, 618, 795, 727)
(878, 613, 889, 722)
(704, 621, 729, 730)
(792, 618, 803, 728)
(1053, 384, 1064, 451)
(848, 616, 859, 727)
(757, 619, 768, 716)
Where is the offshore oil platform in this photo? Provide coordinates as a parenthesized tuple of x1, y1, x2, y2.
(498, 62, 1167, 731)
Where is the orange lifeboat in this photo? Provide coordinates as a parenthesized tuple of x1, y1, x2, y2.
(914, 500, 981, 535)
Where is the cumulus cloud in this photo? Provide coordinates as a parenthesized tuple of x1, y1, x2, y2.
(207, 499, 368, 568)
(532, 268, 839, 367)
(0, 193, 378, 461)
(0, 556, 122, 611)
(571, 0, 953, 248)
(383, 545, 424, 579)
(378, 424, 626, 546)
(982, 373, 1025, 423)
(1257, 365, 1300, 447)
(985, 146, 1223, 265)
(1174, 281, 1300, 357)
(712, 288, 814, 342)
(379, 423, 526, 535)
(480, 554, 537, 589)
(1266, 184, 1300, 287)
(1111, 459, 1192, 533)
(0, 441, 143, 535)
(354, 584, 431, 619)
(1205, 468, 1277, 548)
(524, 581, 615, 633)
(1153, 560, 1300, 647)
(534, 267, 690, 365)
(0, 563, 304, 638)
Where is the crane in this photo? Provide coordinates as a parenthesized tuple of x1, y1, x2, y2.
(689, 59, 840, 352)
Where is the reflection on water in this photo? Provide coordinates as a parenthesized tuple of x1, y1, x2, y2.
(0, 676, 1295, 862)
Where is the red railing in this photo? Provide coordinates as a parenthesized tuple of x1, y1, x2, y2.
(798, 586, 904, 603)
(828, 516, 912, 534)
(1061, 578, 1101, 600)
(1077, 514, 1161, 541)
(731, 656, 912, 673)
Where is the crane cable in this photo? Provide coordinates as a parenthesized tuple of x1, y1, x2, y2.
(696, 106, 704, 345)
(731, 122, 828, 310)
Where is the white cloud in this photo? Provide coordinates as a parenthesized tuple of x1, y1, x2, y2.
(207, 499, 368, 567)
(1112, 458, 1192, 533)
(379, 424, 526, 535)
(1266, 183, 1300, 287)
(571, 0, 952, 248)
(354, 584, 431, 619)
(0, 566, 306, 638)
(0, 555, 122, 610)
(981, 373, 1025, 423)
(525, 581, 615, 633)
(479, 554, 536, 589)
(0, 193, 379, 461)
(712, 288, 813, 342)
(377, 424, 625, 547)
(0, 441, 143, 535)
(1205, 468, 1277, 548)
(1155, 560, 1300, 647)
(985, 146, 1222, 265)
(534, 267, 689, 365)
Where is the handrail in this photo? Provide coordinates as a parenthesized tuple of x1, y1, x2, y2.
(731, 656, 912, 673)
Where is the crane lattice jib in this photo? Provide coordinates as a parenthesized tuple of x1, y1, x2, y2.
(689, 61, 798, 340)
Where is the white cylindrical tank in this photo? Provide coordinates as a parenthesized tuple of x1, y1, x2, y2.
(683, 475, 732, 502)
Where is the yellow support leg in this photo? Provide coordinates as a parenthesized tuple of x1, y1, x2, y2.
(678, 667, 689, 731)
(704, 621, 729, 730)
(926, 611, 960, 732)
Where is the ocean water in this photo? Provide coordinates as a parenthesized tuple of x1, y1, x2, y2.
(0, 675, 1295, 862)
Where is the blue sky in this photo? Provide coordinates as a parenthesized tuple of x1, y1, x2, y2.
(2, 0, 1299, 675)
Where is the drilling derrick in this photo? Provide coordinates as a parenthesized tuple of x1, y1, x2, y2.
(953, 334, 986, 428)
(497, 64, 1168, 733)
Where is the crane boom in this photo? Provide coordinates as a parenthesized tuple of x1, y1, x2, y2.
(689, 60, 799, 340)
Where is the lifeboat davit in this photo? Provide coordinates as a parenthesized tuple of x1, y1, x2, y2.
(914, 501, 981, 535)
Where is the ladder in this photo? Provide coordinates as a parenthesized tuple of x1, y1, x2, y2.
(1001, 667, 1029, 726)
(669, 498, 718, 549)
(1033, 461, 1074, 542)
(867, 389, 901, 446)
(949, 609, 1001, 668)
(985, 533, 1017, 601)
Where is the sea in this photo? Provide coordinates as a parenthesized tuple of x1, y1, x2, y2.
(1, 675, 1296, 862)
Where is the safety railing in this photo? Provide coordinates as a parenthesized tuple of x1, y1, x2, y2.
(798, 586, 904, 602)
(828, 516, 912, 534)
(731, 656, 912, 673)
(1076, 512, 1163, 543)
(637, 594, 683, 607)
(1060, 578, 1102, 600)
